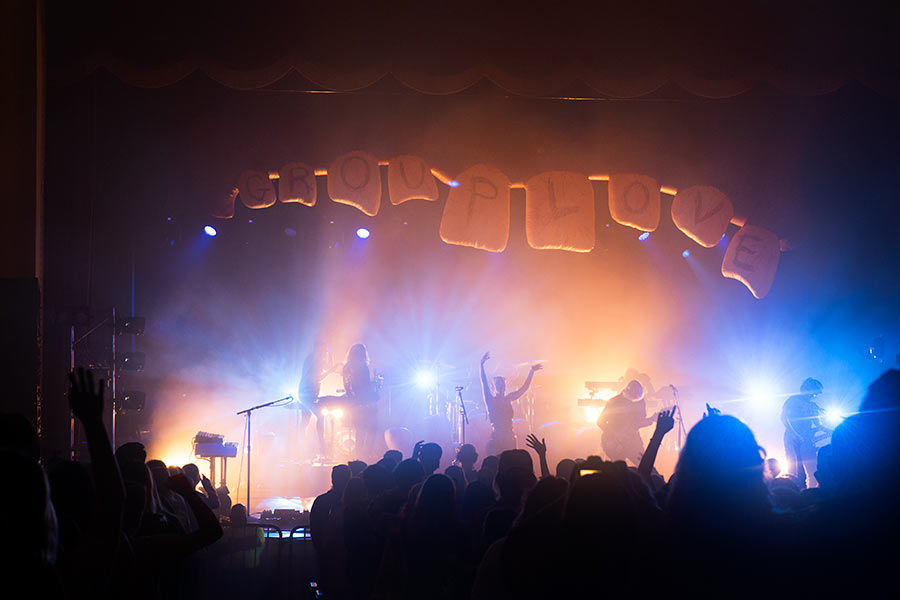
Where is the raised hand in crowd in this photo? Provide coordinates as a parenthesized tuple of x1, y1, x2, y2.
(165, 473, 223, 554)
(65, 367, 125, 595)
(412, 440, 425, 461)
(525, 433, 551, 478)
(69, 367, 106, 424)
(167, 472, 197, 497)
(656, 408, 676, 435)
(638, 408, 677, 487)
(704, 403, 721, 418)
(68, 367, 124, 506)
(199, 474, 220, 508)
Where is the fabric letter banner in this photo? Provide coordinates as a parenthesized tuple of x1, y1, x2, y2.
(608, 173, 660, 232)
(439, 164, 511, 252)
(388, 155, 439, 205)
(328, 151, 381, 216)
(525, 171, 595, 252)
(721, 225, 781, 299)
(210, 186, 239, 218)
(238, 170, 277, 209)
(278, 161, 317, 206)
(220, 153, 788, 300)
(671, 185, 734, 247)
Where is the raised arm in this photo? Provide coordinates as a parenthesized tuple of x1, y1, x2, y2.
(508, 363, 542, 402)
(525, 434, 550, 478)
(638, 408, 676, 487)
(480, 352, 492, 402)
(199, 474, 220, 509)
(68, 368, 125, 556)
(138, 473, 224, 562)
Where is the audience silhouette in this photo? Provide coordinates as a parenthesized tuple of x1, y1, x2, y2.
(6, 367, 898, 597)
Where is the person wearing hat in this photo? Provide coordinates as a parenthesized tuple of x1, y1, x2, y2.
(781, 378, 826, 488)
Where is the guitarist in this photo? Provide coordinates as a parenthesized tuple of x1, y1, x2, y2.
(597, 380, 656, 465)
(781, 377, 826, 488)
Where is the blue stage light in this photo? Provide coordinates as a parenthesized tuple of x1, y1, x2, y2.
(682, 249, 691, 258)
(638, 232, 650, 241)
(448, 180, 461, 188)
(824, 408, 846, 427)
(356, 228, 370, 239)
(203, 225, 217, 237)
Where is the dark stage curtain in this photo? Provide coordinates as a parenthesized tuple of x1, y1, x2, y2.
(47, 1, 900, 98)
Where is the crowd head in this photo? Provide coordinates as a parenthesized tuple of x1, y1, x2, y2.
(4, 367, 898, 597)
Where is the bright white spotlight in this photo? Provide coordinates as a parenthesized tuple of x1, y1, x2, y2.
(415, 370, 436, 388)
(638, 232, 650, 241)
(746, 381, 778, 408)
(823, 407, 845, 427)
(356, 228, 370, 239)
(203, 225, 217, 237)
(583, 406, 601, 424)
(331, 408, 344, 419)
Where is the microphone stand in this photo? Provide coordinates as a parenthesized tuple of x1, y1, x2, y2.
(456, 386, 468, 445)
(237, 395, 293, 514)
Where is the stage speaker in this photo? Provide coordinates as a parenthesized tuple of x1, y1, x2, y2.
(0, 278, 40, 422)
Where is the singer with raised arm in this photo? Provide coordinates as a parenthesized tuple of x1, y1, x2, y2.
(480, 351, 542, 455)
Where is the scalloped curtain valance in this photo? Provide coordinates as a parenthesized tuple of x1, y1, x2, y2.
(47, 1, 900, 98)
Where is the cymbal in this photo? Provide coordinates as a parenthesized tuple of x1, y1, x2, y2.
(418, 360, 456, 370)
(515, 360, 548, 368)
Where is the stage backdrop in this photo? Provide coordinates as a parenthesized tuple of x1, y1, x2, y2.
(43, 69, 900, 500)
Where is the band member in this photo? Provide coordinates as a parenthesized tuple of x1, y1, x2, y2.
(343, 343, 379, 457)
(295, 340, 334, 452)
(596, 380, 655, 465)
(782, 377, 826, 488)
(480, 351, 542, 456)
